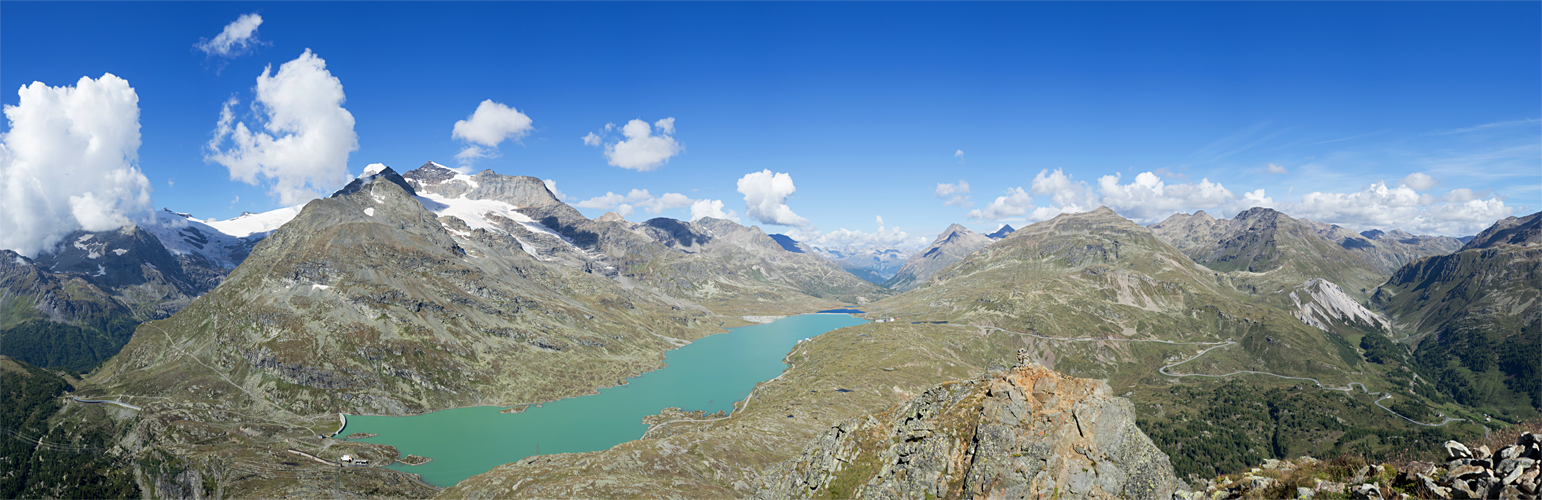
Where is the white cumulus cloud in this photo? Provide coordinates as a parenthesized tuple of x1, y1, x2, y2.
(585, 118, 682, 171)
(452, 100, 533, 165)
(1401, 172, 1436, 191)
(936, 180, 973, 207)
(1030, 169, 1099, 213)
(1289, 181, 1508, 235)
(1097, 172, 1239, 224)
(690, 199, 738, 222)
(1, 74, 152, 258)
(738, 169, 808, 227)
(542, 179, 567, 201)
(205, 49, 358, 206)
(967, 187, 1034, 222)
(975, 166, 1503, 235)
(797, 226, 924, 253)
(1267, 163, 1289, 174)
(195, 13, 264, 59)
(575, 188, 734, 221)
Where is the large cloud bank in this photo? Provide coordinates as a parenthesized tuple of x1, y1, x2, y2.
(206, 49, 358, 206)
(452, 100, 533, 164)
(737, 169, 808, 227)
(963, 168, 1512, 235)
(584, 118, 682, 171)
(787, 221, 927, 254)
(574, 188, 736, 222)
(0, 74, 152, 258)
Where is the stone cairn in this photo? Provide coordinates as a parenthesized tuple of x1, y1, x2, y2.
(1177, 431, 1540, 499)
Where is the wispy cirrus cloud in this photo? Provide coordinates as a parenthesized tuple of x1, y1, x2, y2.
(1427, 117, 1539, 136)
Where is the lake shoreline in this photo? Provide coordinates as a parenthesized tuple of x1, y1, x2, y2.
(343, 314, 867, 487)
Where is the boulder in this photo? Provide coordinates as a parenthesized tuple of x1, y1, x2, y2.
(1350, 482, 1382, 499)
(1446, 440, 1474, 459)
(1417, 473, 1452, 499)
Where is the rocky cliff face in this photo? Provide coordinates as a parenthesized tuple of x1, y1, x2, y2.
(882, 223, 993, 292)
(1373, 211, 1541, 411)
(757, 352, 1179, 499)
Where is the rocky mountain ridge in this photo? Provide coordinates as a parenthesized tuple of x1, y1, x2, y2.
(1149, 207, 1388, 296)
(1373, 211, 1541, 412)
(882, 223, 994, 291)
(403, 162, 883, 311)
(756, 350, 1180, 499)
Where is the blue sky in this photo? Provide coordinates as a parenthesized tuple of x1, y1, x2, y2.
(2, 2, 1538, 255)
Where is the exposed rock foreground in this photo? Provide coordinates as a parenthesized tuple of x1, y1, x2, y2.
(755, 349, 1180, 499)
(1181, 431, 1542, 500)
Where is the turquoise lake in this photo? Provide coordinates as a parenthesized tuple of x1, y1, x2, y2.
(343, 313, 866, 487)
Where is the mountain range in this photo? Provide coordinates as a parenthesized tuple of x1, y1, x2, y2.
(3, 162, 1535, 499)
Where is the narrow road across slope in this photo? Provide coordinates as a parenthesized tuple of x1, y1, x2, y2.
(963, 324, 1466, 428)
(69, 396, 142, 411)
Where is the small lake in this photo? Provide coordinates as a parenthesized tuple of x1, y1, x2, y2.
(343, 313, 866, 487)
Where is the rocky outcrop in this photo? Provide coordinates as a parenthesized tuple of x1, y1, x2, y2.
(1289, 278, 1391, 332)
(756, 350, 1179, 499)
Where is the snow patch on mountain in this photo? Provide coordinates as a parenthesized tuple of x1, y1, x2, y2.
(414, 191, 574, 252)
(203, 206, 304, 238)
(141, 206, 302, 268)
(74, 234, 102, 259)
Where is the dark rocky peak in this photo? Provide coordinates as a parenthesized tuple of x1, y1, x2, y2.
(33, 225, 191, 292)
(1233, 206, 1286, 224)
(1460, 211, 1541, 251)
(986, 224, 1015, 239)
(331, 166, 417, 198)
(471, 173, 563, 208)
(1361, 229, 1386, 239)
(401, 161, 457, 185)
(641, 217, 711, 250)
(768, 234, 805, 253)
(936, 223, 977, 243)
(691, 217, 749, 237)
